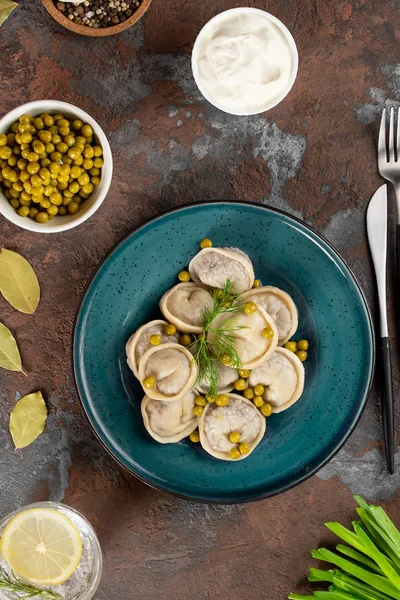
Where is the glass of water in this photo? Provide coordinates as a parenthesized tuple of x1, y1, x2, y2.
(0, 502, 102, 600)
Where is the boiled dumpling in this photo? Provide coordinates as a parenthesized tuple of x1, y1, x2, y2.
(243, 287, 298, 345)
(159, 282, 213, 334)
(189, 247, 254, 293)
(196, 362, 238, 395)
(141, 391, 198, 443)
(126, 319, 179, 378)
(199, 393, 265, 461)
(207, 303, 278, 369)
(138, 343, 198, 401)
(248, 347, 304, 413)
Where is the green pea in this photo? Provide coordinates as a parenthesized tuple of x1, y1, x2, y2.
(36, 211, 49, 223)
(17, 206, 30, 217)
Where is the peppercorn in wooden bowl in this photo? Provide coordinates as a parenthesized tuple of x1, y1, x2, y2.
(42, 0, 152, 36)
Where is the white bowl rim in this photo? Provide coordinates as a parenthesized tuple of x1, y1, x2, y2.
(191, 7, 299, 116)
(0, 100, 113, 233)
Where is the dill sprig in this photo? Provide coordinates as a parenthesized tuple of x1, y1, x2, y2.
(191, 280, 247, 398)
(0, 566, 61, 599)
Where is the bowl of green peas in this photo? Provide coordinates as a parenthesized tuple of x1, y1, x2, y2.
(0, 100, 113, 233)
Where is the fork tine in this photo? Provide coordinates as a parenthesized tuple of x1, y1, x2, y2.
(389, 107, 395, 162)
(379, 108, 387, 163)
(397, 107, 400, 162)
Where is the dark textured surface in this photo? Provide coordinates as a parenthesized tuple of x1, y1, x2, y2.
(0, 0, 400, 598)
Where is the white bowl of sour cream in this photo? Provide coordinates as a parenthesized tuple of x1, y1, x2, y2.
(192, 8, 298, 116)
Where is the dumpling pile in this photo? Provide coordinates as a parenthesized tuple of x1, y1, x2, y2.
(125, 240, 308, 461)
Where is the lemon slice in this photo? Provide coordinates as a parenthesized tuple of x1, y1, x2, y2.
(0, 507, 83, 586)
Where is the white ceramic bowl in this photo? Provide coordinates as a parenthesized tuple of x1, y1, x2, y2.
(0, 100, 113, 233)
(191, 8, 299, 116)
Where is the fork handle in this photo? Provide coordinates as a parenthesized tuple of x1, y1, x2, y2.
(397, 224, 400, 286)
(380, 336, 394, 474)
(395, 184, 400, 225)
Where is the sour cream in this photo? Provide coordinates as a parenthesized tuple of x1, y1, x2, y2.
(192, 8, 298, 115)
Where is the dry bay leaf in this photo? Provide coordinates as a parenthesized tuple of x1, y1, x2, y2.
(0, 0, 17, 25)
(9, 391, 47, 449)
(0, 248, 40, 314)
(0, 322, 25, 374)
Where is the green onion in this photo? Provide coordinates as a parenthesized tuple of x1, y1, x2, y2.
(289, 595, 318, 599)
(336, 544, 383, 574)
(308, 569, 334, 583)
(311, 548, 399, 597)
(330, 570, 394, 600)
(316, 592, 364, 599)
(289, 497, 400, 600)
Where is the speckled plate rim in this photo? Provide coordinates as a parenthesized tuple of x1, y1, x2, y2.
(72, 200, 375, 504)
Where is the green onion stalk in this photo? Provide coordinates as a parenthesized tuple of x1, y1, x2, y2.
(289, 496, 400, 600)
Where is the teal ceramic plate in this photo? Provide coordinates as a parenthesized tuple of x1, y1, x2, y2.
(73, 202, 374, 503)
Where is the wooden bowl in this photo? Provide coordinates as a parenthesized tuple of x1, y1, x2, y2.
(42, 0, 152, 36)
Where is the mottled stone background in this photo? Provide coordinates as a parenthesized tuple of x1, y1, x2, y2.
(1, 0, 400, 598)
